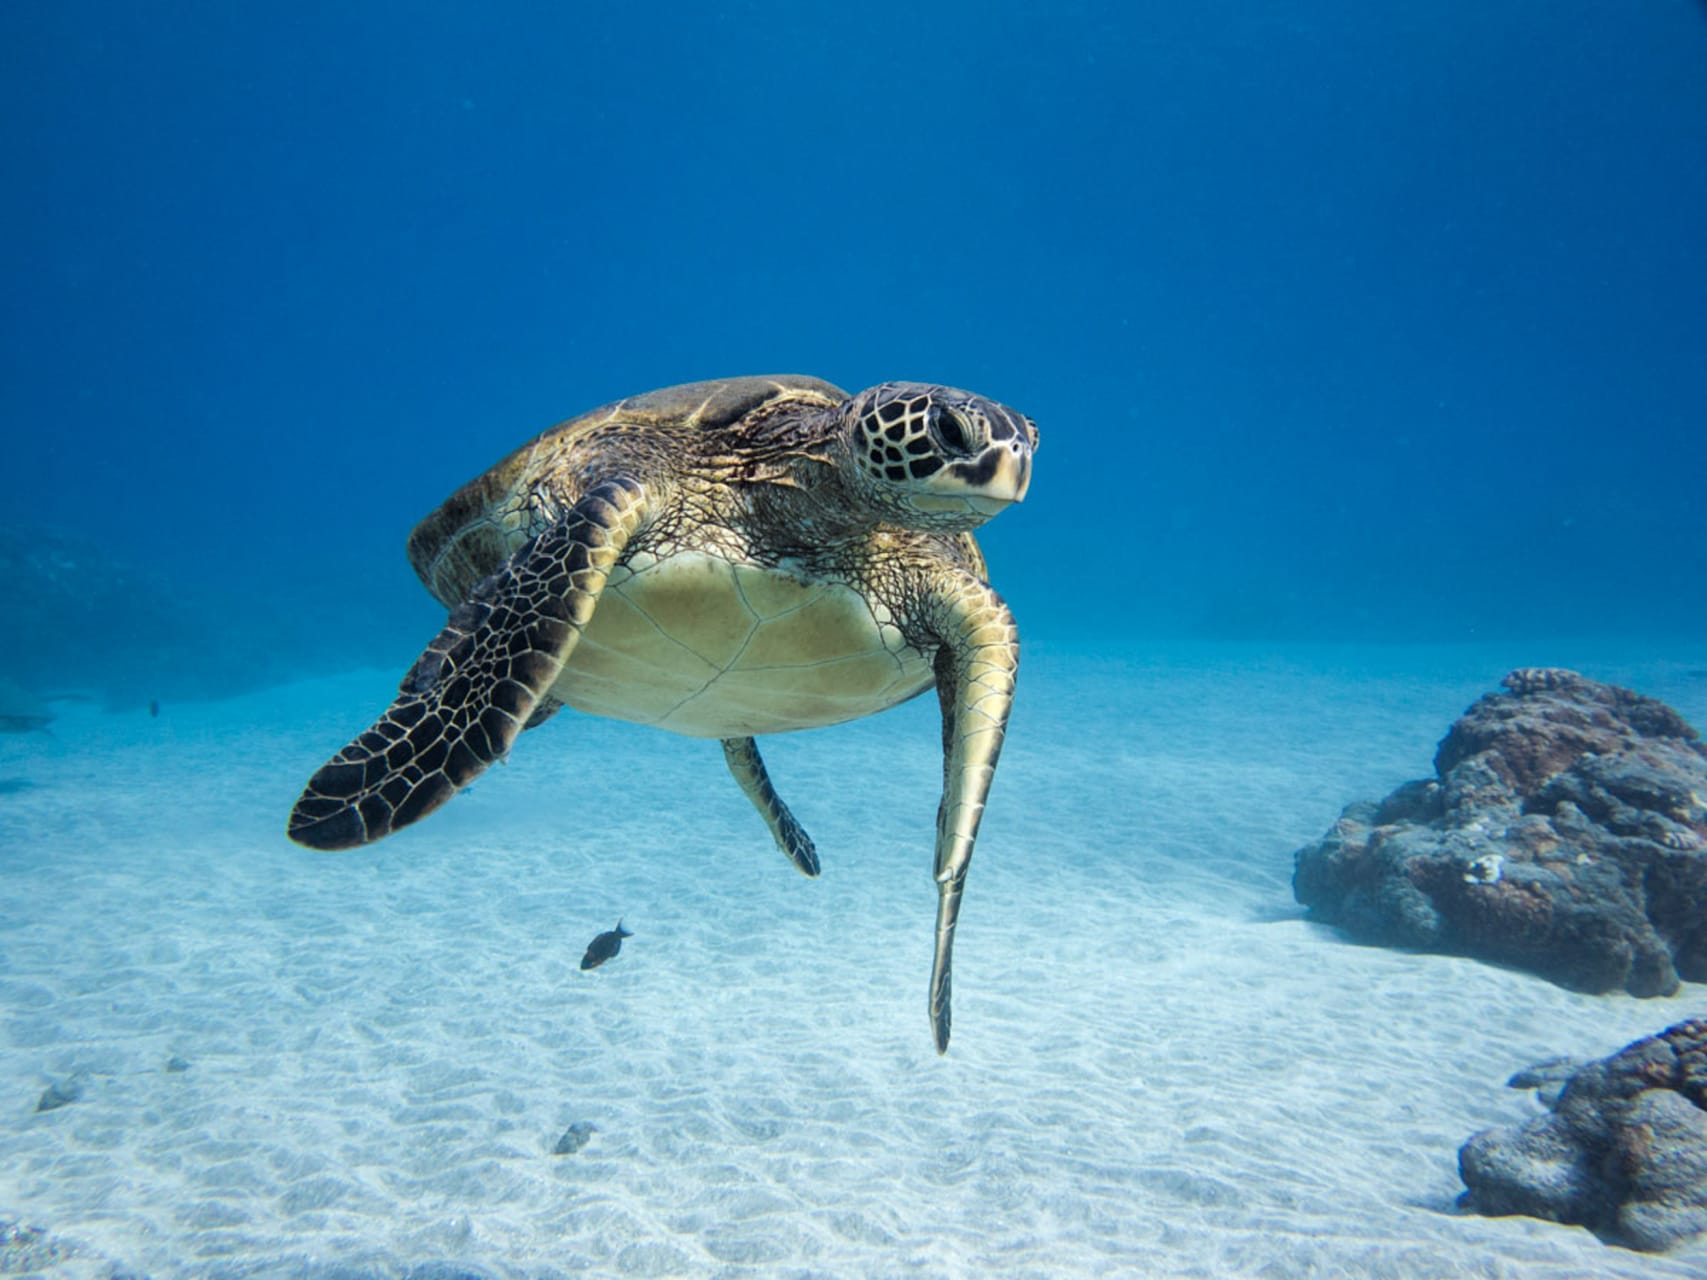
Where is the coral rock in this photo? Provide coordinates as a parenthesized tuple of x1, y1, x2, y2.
(1460, 1019, 1707, 1251)
(1293, 669, 1707, 995)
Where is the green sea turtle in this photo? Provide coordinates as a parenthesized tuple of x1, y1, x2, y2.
(289, 375, 1036, 1051)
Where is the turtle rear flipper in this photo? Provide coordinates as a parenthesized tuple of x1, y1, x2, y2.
(289, 477, 648, 850)
(721, 736, 819, 876)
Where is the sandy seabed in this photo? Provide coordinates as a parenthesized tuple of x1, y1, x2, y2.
(3, 640, 1706, 1279)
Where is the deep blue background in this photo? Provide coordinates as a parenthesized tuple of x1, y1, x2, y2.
(3, 1, 1705, 700)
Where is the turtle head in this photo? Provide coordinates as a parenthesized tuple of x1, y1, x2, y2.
(840, 383, 1037, 531)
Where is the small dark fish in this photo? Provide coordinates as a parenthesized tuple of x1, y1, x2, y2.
(580, 920, 632, 970)
(149, 699, 160, 718)
(553, 1121, 596, 1155)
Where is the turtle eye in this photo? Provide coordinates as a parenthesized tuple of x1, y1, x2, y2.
(930, 407, 974, 456)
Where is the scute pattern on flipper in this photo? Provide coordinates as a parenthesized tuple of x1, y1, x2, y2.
(289, 477, 646, 850)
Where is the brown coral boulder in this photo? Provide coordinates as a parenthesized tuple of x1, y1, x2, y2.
(1460, 1018, 1707, 1251)
(1292, 669, 1707, 995)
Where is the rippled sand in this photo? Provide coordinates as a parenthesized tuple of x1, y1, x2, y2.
(3, 642, 1705, 1278)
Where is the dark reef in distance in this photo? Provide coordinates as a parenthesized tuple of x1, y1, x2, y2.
(0, 522, 414, 708)
(1293, 668, 1707, 996)
(1460, 1019, 1707, 1252)
(0, 522, 247, 708)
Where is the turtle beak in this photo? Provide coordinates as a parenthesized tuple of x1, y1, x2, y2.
(990, 442, 1031, 503)
(945, 438, 1031, 514)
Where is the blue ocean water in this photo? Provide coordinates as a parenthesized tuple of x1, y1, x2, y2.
(4, 1, 1705, 701)
(3, 4, 1707, 1277)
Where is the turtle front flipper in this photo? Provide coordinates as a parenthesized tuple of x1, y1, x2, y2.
(925, 574, 1019, 1053)
(289, 476, 649, 850)
(721, 736, 819, 876)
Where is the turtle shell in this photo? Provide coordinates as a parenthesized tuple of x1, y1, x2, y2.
(401, 375, 937, 739)
(407, 375, 846, 606)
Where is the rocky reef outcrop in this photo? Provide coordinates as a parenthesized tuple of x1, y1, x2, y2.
(0, 522, 404, 708)
(1292, 668, 1707, 995)
(1460, 1019, 1707, 1251)
(0, 522, 218, 708)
